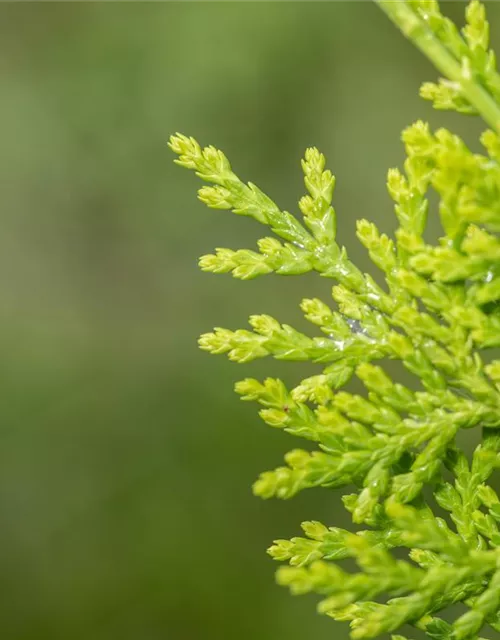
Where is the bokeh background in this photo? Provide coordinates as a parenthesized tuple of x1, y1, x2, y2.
(1, 2, 500, 639)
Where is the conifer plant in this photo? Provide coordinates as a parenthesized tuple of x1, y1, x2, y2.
(170, 2, 500, 638)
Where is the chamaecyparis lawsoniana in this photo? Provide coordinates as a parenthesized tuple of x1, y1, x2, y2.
(170, 2, 500, 638)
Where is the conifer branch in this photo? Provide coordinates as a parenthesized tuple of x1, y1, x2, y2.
(171, 1, 500, 637)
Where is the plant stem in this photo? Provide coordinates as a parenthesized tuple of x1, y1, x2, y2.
(376, 0, 500, 134)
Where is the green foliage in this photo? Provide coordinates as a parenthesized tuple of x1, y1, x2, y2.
(171, 2, 500, 638)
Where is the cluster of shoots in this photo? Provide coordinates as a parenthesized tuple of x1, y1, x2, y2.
(170, 2, 500, 639)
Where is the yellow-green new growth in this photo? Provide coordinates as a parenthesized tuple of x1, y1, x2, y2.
(170, 2, 500, 638)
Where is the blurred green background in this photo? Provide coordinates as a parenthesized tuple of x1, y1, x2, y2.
(1, 2, 500, 639)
